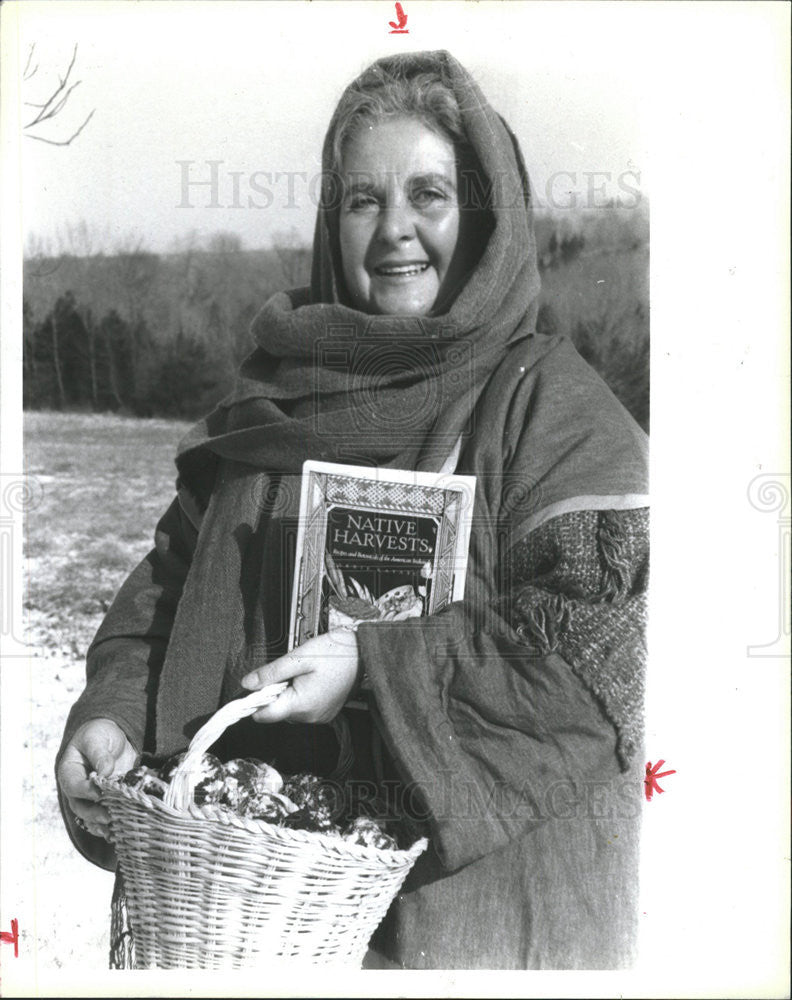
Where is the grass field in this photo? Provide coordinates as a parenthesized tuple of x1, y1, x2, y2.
(15, 412, 189, 972)
(24, 412, 191, 658)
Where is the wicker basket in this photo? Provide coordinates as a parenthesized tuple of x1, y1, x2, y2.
(97, 683, 427, 969)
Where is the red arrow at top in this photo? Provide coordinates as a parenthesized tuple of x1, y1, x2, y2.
(389, 3, 409, 33)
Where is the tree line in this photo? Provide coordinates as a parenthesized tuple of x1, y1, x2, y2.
(23, 228, 312, 418)
(23, 207, 649, 429)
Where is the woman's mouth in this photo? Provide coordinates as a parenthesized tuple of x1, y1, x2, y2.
(373, 262, 430, 278)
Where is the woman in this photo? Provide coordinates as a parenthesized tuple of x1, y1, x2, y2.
(56, 50, 649, 969)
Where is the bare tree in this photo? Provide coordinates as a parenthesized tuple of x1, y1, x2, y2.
(168, 231, 244, 350)
(203, 231, 245, 347)
(109, 233, 159, 331)
(24, 234, 68, 407)
(206, 231, 244, 256)
(24, 43, 95, 147)
(62, 222, 107, 407)
(24, 223, 111, 409)
(272, 228, 312, 288)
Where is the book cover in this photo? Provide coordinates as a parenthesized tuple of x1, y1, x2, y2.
(288, 460, 476, 653)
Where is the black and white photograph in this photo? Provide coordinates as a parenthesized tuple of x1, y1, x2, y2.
(0, 1, 788, 996)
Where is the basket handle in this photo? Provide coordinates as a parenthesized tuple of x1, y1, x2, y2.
(164, 682, 288, 810)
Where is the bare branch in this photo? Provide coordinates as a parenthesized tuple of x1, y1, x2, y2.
(114, 232, 147, 257)
(27, 258, 63, 278)
(25, 80, 81, 129)
(24, 234, 62, 278)
(23, 44, 95, 147)
(23, 44, 39, 81)
(60, 43, 79, 86)
(25, 108, 95, 147)
(26, 75, 81, 129)
(37, 44, 77, 116)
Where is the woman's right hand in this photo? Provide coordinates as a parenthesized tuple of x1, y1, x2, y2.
(57, 719, 137, 840)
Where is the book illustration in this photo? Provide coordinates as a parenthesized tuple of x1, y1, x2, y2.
(324, 549, 425, 629)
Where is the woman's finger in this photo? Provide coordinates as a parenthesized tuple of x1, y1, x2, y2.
(70, 798, 110, 828)
(250, 683, 302, 724)
(58, 757, 103, 803)
(79, 813, 111, 840)
(240, 650, 312, 691)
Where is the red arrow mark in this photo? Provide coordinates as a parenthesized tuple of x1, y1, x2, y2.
(0, 918, 19, 957)
(645, 760, 677, 801)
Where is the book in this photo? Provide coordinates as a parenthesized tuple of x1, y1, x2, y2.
(288, 461, 477, 660)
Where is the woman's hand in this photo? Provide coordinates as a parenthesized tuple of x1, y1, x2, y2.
(57, 719, 137, 839)
(240, 629, 360, 725)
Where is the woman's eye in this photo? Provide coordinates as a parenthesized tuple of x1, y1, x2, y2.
(412, 188, 446, 208)
(347, 193, 379, 211)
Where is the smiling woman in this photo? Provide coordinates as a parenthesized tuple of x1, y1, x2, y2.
(55, 50, 649, 971)
(339, 118, 463, 317)
(332, 69, 494, 317)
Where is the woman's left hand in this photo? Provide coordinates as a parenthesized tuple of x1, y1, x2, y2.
(240, 629, 360, 725)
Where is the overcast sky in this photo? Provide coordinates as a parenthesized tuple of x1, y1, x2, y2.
(17, 0, 652, 254)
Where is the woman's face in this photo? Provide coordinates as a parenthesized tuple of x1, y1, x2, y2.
(338, 117, 464, 316)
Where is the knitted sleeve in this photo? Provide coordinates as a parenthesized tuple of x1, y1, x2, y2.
(505, 507, 648, 768)
(356, 505, 648, 871)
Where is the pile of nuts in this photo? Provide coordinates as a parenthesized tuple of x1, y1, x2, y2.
(119, 752, 401, 850)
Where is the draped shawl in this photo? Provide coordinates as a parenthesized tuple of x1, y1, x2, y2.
(154, 50, 648, 757)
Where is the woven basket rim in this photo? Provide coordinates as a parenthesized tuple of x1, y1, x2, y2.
(96, 774, 428, 865)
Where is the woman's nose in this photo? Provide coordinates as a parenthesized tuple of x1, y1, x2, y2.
(376, 201, 416, 245)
